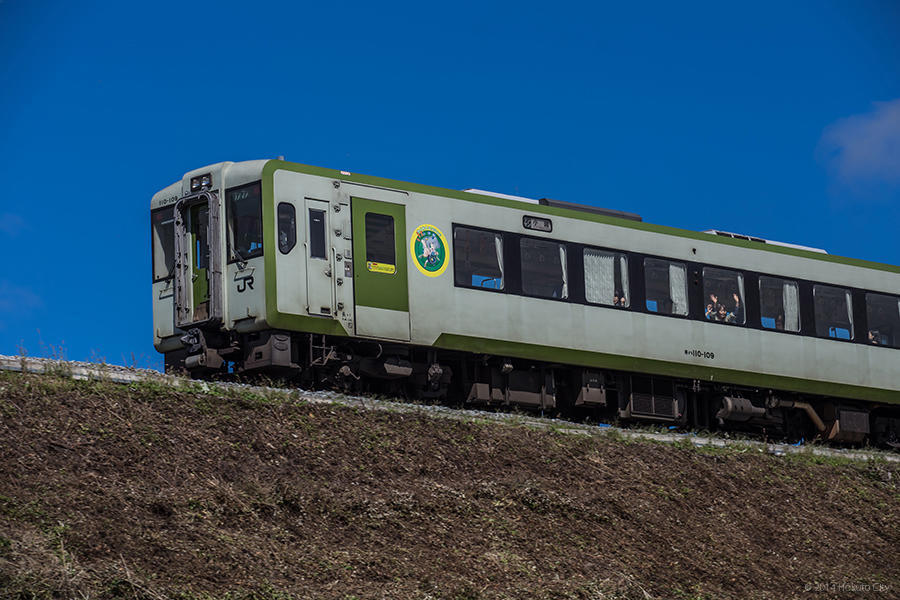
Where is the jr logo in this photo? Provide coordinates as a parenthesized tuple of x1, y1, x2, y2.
(236, 275, 255, 293)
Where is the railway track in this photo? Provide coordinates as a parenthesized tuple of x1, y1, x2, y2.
(1, 354, 897, 464)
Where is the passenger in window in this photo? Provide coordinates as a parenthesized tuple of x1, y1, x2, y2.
(730, 292, 744, 323)
(775, 314, 785, 331)
(868, 330, 880, 345)
(614, 289, 627, 307)
(706, 292, 719, 320)
(715, 303, 738, 323)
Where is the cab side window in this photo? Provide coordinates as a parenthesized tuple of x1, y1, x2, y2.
(813, 284, 854, 340)
(277, 203, 296, 254)
(865, 292, 900, 347)
(227, 181, 263, 262)
(454, 226, 504, 290)
(644, 258, 688, 315)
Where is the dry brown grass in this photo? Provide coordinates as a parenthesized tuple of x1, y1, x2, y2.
(0, 372, 897, 599)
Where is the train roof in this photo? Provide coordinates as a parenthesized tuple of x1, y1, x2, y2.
(156, 159, 899, 275)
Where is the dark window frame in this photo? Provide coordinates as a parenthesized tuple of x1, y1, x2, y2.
(452, 223, 508, 294)
(581, 244, 631, 309)
(308, 208, 328, 260)
(277, 202, 297, 255)
(518, 235, 570, 302)
(864, 291, 900, 349)
(701, 265, 747, 327)
(812, 283, 856, 342)
(151, 205, 176, 283)
(448, 222, 897, 351)
(364, 212, 396, 267)
(641, 256, 691, 318)
(226, 180, 264, 264)
(757, 274, 802, 334)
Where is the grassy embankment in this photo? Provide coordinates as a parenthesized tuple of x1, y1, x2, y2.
(1, 371, 898, 599)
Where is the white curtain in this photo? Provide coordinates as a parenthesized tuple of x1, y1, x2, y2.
(845, 290, 854, 337)
(669, 263, 687, 315)
(558, 245, 568, 299)
(782, 281, 800, 332)
(494, 234, 504, 289)
(619, 255, 630, 307)
(736, 276, 745, 323)
(584, 249, 615, 305)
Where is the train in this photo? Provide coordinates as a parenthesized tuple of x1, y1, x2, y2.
(151, 159, 900, 447)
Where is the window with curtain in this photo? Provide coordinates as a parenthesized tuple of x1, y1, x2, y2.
(702, 266, 745, 324)
(865, 292, 900, 347)
(813, 284, 854, 340)
(453, 226, 504, 290)
(520, 238, 568, 299)
(584, 249, 629, 307)
(644, 258, 688, 316)
(759, 276, 800, 332)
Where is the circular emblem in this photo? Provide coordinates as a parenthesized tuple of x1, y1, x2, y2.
(410, 224, 449, 277)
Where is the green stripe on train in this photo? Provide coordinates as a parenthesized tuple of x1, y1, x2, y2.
(434, 333, 900, 405)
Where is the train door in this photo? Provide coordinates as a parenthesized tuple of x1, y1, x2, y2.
(305, 198, 335, 316)
(350, 196, 410, 341)
(189, 204, 210, 321)
(173, 191, 223, 328)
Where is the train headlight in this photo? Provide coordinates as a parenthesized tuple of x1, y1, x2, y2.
(190, 173, 212, 192)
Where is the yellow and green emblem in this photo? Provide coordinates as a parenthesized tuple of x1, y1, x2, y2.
(410, 224, 448, 277)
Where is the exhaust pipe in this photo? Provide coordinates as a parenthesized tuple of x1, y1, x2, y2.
(767, 397, 826, 432)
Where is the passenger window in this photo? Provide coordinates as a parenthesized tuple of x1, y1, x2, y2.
(865, 292, 900, 348)
(644, 258, 688, 315)
(151, 207, 175, 281)
(278, 203, 296, 254)
(759, 276, 800, 332)
(365, 213, 395, 271)
(702, 267, 745, 324)
(453, 226, 504, 290)
(227, 181, 263, 261)
(308, 209, 326, 259)
(584, 248, 629, 307)
(520, 238, 568, 300)
(813, 284, 854, 340)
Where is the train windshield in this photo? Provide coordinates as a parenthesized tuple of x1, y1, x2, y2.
(227, 181, 263, 262)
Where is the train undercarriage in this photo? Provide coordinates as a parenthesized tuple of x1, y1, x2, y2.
(167, 328, 900, 450)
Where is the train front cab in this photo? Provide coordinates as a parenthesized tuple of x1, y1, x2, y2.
(153, 162, 419, 375)
(152, 163, 268, 373)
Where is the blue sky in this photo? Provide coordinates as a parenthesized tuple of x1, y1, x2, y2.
(1, 1, 899, 368)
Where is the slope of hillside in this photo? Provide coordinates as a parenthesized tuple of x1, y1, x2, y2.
(0, 371, 898, 599)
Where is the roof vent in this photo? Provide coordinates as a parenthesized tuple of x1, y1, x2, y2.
(463, 188, 541, 204)
(539, 198, 642, 222)
(463, 189, 642, 222)
(703, 230, 827, 254)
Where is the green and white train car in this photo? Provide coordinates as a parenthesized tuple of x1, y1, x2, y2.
(151, 159, 900, 446)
